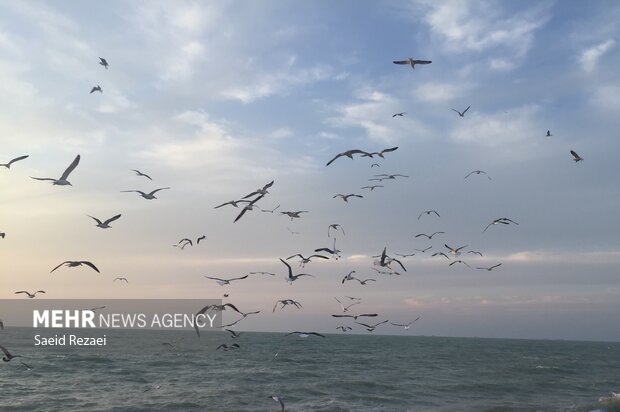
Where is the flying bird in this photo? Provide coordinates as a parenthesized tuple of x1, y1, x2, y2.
(546, 130, 552, 137)
(392, 112, 406, 117)
(465, 170, 491, 180)
(131, 169, 152, 180)
(285, 331, 325, 338)
(341, 270, 356, 284)
(242, 180, 274, 199)
(0, 155, 29, 169)
(414, 246, 432, 253)
(14, 290, 45, 298)
(114, 277, 129, 282)
(355, 320, 389, 332)
(415, 231, 445, 240)
(99, 57, 109, 69)
(332, 313, 377, 320)
(477, 263, 502, 271)
(483, 217, 519, 233)
(333, 194, 363, 203)
(194, 303, 243, 337)
(328, 224, 345, 237)
(445, 244, 468, 257)
(31, 154, 80, 186)
(0, 344, 21, 362)
(334, 297, 361, 312)
(418, 210, 440, 220)
(325, 149, 373, 166)
(196, 235, 206, 244)
(121, 187, 170, 200)
(570, 150, 584, 162)
(260, 204, 281, 213)
(393, 58, 432, 69)
(361, 185, 383, 191)
(449, 260, 471, 268)
(204, 275, 249, 286)
(337, 326, 352, 332)
(51, 260, 99, 273)
(391, 316, 421, 330)
(286, 253, 329, 267)
(451, 105, 471, 117)
(90, 85, 102, 94)
(432, 252, 450, 260)
(467, 250, 483, 256)
(234, 195, 264, 223)
(280, 210, 308, 220)
(370, 163, 380, 168)
(216, 343, 240, 351)
(270, 395, 285, 412)
(367, 147, 399, 158)
(225, 329, 242, 339)
(273, 299, 302, 312)
(280, 259, 314, 284)
(314, 238, 341, 259)
(214, 199, 250, 209)
(87, 214, 121, 229)
(354, 278, 376, 285)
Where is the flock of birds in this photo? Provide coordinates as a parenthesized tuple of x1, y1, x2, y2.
(0, 54, 587, 411)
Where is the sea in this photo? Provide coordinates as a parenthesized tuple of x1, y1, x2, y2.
(1, 328, 619, 411)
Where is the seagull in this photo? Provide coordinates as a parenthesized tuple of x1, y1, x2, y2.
(99, 57, 109, 69)
(178, 238, 193, 248)
(31, 154, 80, 186)
(214, 199, 250, 209)
(333, 194, 363, 203)
(415, 231, 445, 240)
(273, 299, 302, 312)
(361, 185, 383, 191)
(467, 250, 483, 256)
(197, 235, 206, 244)
(369, 173, 409, 181)
(341, 270, 356, 284)
(270, 395, 285, 412)
(414, 246, 432, 253)
(286, 254, 329, 267)
(121, 187, 170, 200)
(114, 277, 128, 282)
(377, 247, 407, 272)
(445, 244, 468, 257)
(370, 163, 380, 168)
(392, 112, 406, 117)
(285, 331, 325, 338)
(325, 149, 373, 166)
(315, 238, 341, 259)
(15, 290, 45, 298)
(451, 105, 471, 117)
(449, 260, 471, 268)
(355, 320, 388, 332)
(87, 214, 121, 229)
(328, 224, 345, 237)
(432, 252, 450, 260)
(0, 155, 29, 169)
(260, 204, 281, 213)
(546, 130, 552, 137)
(51, 260, 99, 273)
(337, 326, 353, 332)
(280, 259, 314, 284)
(234, 195, 264, 223)
(204, 275, 249, 286)
(0, 344, 21, 362)
(332, 313, 377, 320)
(224, 329, 242, 339)
(354, 278, 376, 285)
(393, 58, 432, 69)
(483, 217, 519, 233)
(216, 343, 240, 351)
(131, 169, 152, 180)
(249, 271, 277, 276)
(465, 170, 491, 180)
(395, 252, 416, 258)
(418, 210, 440, 220)
(367, 147, 399, 158)
(391, 316, 421, 330)
(334, 297, 361, 312)
(194, 303, 243, 337)
(570, 150, 584, 162)
(90, 85, 102, 94)
(477, 263, 502, 271)
(280, 210, 308, 221)
(242, 180, 274, 199)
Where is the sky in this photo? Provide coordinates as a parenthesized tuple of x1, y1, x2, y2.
(1, 0, 620, 341)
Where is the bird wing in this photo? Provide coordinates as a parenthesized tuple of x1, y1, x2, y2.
(204, 276, 225, 282)
(462, 105, 471, 114)
(570, 150, 580, 159)
(0, 344, 12, 357)
(50, 261, 68, 273)
(393, 60, 409, 64)
(14, 291, 29, 295)
(59, 155, 80, 181)
(80, 261, 100, 273)
(379, 147, 398, 155)
(87, 215, 103, 225)
(8, 155, 29, 166)
(450, 108, 461, 115)
(331, 314, 353, 318)
(233, 206, 251, 223)
(415, 233, 429, 239)
(30, 177, 57, 181)
(197, 235, 206, 244)
(103, 214, 122, 225)
(149, 187, 171, 196)
(490, 263, 502, 269)
(230, 275, 249, 282)
(286, 254, 303, 260)
(279, 258, 293, 278)
(392, 258, 407, 272)
(223, 303, 243, 314)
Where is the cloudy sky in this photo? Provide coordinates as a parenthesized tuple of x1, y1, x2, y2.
(1, 0, 620, 341)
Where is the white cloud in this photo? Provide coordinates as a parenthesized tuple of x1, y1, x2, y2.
(580, 39, 615, 72)
(590, 83, 620, 109)
(412, 0, 551, 69)
(414, 81, 472, 103)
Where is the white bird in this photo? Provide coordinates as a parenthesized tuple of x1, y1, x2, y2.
(355, 320, 388, 332)
(477, 263, 502, 271)
(31, 154, 80, 186)
(390, 316, 421, 330)
(273, 299, 302, 312)
(393, 58, 432, 69)
(99, 57, 109, 69)
(333, 194, 364, 203)
(121, 187, 170, 200)
(483, 218, 519, 233)
(87, 214, 121, 229)
(204, 275, 249, 286)
(0, 155, 29, 169)
(51, 260, 99, 273)
(327, 224, 345, 237)
(242, 180, 274, 199)
(280, 259, 314, 284)
(286, 331, 325, 338)
(14, 290, 45, 298)
(131, 169, 152, 180)
(334, 297, 361, 312)
(445, 244, 468, 257)
(326, 149, 373, 166)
